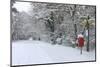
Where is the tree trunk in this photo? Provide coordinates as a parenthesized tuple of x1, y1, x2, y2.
(87, 21, 89, 52)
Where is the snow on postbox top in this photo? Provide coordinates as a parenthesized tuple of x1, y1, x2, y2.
(78, 34, 84, 38)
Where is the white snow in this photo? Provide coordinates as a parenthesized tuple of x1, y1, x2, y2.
(28, 37, 33, 40)
(12, 40, 95, 66)
(78, 34, 84, 38)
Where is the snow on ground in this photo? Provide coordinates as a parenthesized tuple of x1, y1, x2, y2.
(12, 40, 95, 66)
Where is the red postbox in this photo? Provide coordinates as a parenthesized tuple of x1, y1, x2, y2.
(77, 34, 84, 47)
(77, 34, 84, 54)
(78, 37, 84, 47)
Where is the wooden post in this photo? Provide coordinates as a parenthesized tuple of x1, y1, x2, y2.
(81, 47, 83, 54)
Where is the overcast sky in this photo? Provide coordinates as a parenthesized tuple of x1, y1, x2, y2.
(13, 2, 32, 13)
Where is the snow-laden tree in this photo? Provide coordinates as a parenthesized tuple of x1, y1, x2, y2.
(12, 1, 96, 51)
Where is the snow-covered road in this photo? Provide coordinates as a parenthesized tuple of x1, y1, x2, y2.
(12, 40, 95, 66)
